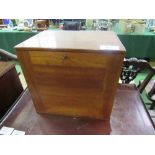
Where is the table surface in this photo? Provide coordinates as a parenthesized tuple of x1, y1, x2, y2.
(0, 84, 154, 135)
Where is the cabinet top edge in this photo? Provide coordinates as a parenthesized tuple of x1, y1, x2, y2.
(15, 30, 126, 53)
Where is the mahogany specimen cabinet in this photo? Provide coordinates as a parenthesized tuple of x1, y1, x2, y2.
(15, 30, 125, 120)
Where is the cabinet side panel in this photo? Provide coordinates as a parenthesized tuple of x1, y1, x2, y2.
(16, 50, 45, 112)
(102, 53, 125, 119)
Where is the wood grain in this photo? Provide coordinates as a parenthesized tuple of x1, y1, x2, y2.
(15, 30, 126, 52)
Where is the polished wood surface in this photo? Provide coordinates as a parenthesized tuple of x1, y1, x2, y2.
(0, 62, 23, 119)
(16, 31, 125, 120)
(0, 84, 154, 135)
(15, 30, 126, 52)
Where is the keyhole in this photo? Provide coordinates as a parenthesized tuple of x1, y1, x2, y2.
(63, 55, 68, 60)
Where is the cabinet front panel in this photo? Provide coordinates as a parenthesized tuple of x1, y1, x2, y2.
(31, 62, 106, 119)
(17, 50, 124, 120)
(29, 51, 106, 68)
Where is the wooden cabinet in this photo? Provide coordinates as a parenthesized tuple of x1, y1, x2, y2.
(15, 30, 125, 120)
(0, 62, 23, 119)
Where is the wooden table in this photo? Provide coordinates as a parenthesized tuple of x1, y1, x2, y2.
(0, 84, 154, 135)
(0, 62, 23, 120)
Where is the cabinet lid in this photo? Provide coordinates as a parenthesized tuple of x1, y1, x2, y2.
(15, 30, 126, 53)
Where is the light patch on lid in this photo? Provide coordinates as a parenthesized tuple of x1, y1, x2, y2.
(100, 45, 119, 50)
